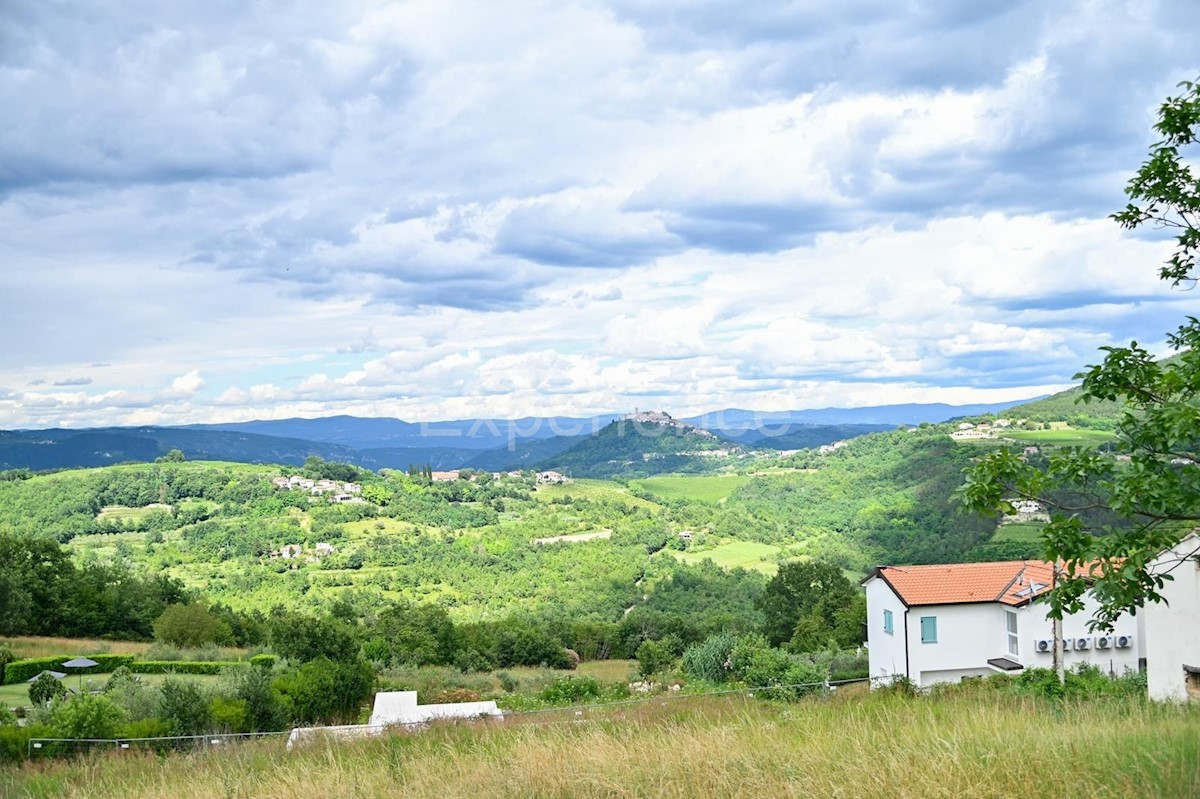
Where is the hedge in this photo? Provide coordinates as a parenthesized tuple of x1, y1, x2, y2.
(249, 654, 277, 669)
(127, 661, 231, 675)
(2, 655, 136, 685)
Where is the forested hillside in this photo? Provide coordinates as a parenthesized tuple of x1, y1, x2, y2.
(538, 415, 745, 478)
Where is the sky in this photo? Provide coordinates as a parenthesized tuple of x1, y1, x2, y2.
(2, 0, 1197, 428)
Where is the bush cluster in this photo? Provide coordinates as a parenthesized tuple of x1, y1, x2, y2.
(3, 655, 136, 685)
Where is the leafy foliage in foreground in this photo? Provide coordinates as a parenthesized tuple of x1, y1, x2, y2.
(960, 77, 1200, 629)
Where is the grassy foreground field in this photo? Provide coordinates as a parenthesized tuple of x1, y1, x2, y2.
(4, 691, 1198, 799)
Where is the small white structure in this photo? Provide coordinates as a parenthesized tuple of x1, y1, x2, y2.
(864, 560, 1143, 689)
(1143, 533, 1200, 701)
(286, 691, 503, 750)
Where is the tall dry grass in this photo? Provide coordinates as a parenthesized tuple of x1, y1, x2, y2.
(0, 637, 154, 660)
(4, 691, 1198, 799)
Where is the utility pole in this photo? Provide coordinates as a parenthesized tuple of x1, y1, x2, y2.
(1052, 561, 1065, 685)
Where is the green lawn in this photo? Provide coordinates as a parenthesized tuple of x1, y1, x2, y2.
(1, 672, 224, 710)
(633, 474, 751, 502)
(670, 540, 782, 574)
(1003, 428, 1115, 447)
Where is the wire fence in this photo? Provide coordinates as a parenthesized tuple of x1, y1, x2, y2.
(25, 674, 885, 760)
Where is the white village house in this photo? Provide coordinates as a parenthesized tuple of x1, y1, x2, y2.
(863, 532, 1200, 701)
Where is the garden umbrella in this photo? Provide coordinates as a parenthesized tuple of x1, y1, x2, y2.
(26, 670, 66, 682)
(61, 657, 99, 692)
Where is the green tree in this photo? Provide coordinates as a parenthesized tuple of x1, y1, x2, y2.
(274, 657, 375, 724)
(959, 78, 1200, 630)
(28, 673, 67, 706)
(268, 612, 359, 663)
(757, 560, 859, 648)
(153, 603, 233, 648)
(156, 449, 186, 463)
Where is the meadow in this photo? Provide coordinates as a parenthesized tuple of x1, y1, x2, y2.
(993, 521, 1045, 544)
(1002, 428, 1116, 447)
(4, 690, 1197, 799)
(632, 474, 751, 502)
(670, 540, 783, 574)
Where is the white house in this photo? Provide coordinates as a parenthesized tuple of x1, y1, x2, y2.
(863, 560, 1143, 689)
(1142, 533, 1200, 701)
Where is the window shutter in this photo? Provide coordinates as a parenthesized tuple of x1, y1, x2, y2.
(920, 616, 937, 643)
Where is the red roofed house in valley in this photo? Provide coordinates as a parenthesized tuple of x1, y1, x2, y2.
(863, 559, 1144, 689)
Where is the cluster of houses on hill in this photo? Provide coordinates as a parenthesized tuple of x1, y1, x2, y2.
(863, 532, 1200, 701)
(426, 469, 568, 484)
(948, 419, 1020, 440)
(268, 542, 336, 561)
(271, 475, 364, 503)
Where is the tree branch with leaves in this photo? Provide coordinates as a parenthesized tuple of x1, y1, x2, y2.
(958, 78, 1200, 632)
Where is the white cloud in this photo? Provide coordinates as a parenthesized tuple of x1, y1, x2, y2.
(0, 0, 1195, 428)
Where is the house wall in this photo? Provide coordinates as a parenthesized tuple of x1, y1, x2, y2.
(1143, 535, 1200, 701)
(1029, 594, 1141, 676)
(864, 577, 908, 683)
(906, 603, 1009, 686)
(865, 579, 1143, 689)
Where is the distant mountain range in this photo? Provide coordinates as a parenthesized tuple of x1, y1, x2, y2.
(1, 397, 1045, 473)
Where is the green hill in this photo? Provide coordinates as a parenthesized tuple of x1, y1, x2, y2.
(537, 412, 745, 478)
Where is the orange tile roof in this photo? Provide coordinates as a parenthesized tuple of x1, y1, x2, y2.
(872, 561, 1058, 607)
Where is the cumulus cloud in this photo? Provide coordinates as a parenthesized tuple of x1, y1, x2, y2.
(0, 0, 1195, 428)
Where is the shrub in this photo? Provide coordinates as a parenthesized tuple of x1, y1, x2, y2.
(158, 677, 212, 736)
(49, 694, 127, 740)
(730, 635, 827, 701)
(210, 697, 249, 733)
(0, 647, 14, 683)
(275, 658, 375, 724)
(0, 705, 16, 726)
(432, 688, 482, 704)
(3, 655, 136, 685)
(1016, 668, 1067, 699)
(129, 661, 228, 675)
(121, 717, 171, 739)
(224, 665, 287, 732)
(682, 632, 737, 684)
(496, 671, 519, 693)
(539, 676, 602, 705)
(104, 673, 162, 722)
(249, 654, 278, 669)
(635, 639, 676, 678)
(28, 673, 67, 706)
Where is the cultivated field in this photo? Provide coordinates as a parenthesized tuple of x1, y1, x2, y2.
(532, 479, 661, 508)
(671, 540, 782, 574)
(4, 691, 1197, 799)
(993, 521, 1045, 544)
(1003, 428, 1116, 447)
(633, 474, 751, 502)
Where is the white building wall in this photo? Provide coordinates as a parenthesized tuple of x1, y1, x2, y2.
(864, 577, 908, 683)
(907, 603, 1009, 686)
(865, 579, 1143, 689)
(1143, 535, 1200, 701)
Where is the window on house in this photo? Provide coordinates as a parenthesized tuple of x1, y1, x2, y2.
(1006, 610, 1019, 657)
(883, 609, 893, 635)
(920, 616, 937, 644)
